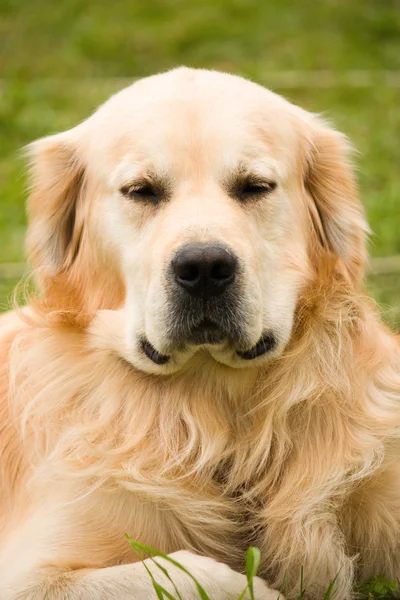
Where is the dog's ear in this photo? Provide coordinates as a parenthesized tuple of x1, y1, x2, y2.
(26, 132, 86, 277)
(304, 122, 368, 286)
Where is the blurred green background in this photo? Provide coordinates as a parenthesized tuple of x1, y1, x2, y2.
(0, 0, 399, 325)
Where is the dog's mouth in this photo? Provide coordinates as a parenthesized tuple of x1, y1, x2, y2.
(185, 318, 226, 345)
(141, 321, 276, 365)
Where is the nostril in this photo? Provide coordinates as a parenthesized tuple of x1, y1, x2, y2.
(177, 261, 200, 283)
(210, 259, 234, 282)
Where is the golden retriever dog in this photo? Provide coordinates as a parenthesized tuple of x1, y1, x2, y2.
(0, 67, 399, 600)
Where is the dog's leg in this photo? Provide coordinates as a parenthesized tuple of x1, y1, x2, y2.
(342, 463, 400, 584)
(257, 510, 354, 599)
(0, 486, 282, 600)
(1, 552, 281, 600)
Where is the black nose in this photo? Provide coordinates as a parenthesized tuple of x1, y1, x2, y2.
(172, 244, 237, 298)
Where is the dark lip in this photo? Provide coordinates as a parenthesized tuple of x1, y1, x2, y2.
(140, 338, 170, 365)
(141, 327, 276, 366)
(236, 332, 276, 360)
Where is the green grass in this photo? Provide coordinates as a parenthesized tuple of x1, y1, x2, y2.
(1, 0, 400, 79)
(125, 538, 399, 599)
(0, 279, 16, 313)
(126, 538, 266, 600)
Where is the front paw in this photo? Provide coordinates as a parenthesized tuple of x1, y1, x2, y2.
(168, 551, 283, 600)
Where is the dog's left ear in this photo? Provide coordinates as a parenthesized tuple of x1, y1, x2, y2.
(304, 121, 368, 286)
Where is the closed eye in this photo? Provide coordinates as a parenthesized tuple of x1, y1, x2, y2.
(120, 182, 159, 204)
(239, 180, 277, 200)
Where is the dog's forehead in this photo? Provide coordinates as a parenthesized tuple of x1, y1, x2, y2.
(83, 68, 306, 176)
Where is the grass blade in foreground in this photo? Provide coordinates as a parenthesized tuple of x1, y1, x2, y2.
(243, 547, 261, 600)
(125, 535, 212, 600)
(150, 558, 184, 600)
(128, 540, 178, 600)
(322, 573, 339, 600)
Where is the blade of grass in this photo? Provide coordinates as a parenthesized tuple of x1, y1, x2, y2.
(245, 547, 261, 600)
(129, 543, 177, 600)
(125, 536, 212, 600)
(284, 573, 289, 599)
(298, 566, 306, 599)
(151, 582, 179, 600)
(236, 585, 250, 600)
(323, 573, 339, 600)
(151, 558, 184, 600)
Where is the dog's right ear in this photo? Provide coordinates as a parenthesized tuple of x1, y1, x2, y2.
(26, 132, 86, 277)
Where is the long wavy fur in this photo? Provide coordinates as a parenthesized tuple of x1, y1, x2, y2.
(3, 260, 399, 598)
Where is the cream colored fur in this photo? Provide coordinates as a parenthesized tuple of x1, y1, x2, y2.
(0, 68, 399, 599)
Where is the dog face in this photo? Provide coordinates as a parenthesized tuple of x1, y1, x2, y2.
(26, 68, 367, 373)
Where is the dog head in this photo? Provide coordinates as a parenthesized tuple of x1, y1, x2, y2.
(26, 68, 368, 373)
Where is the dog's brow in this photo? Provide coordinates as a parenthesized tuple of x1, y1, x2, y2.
(113, 159, 173, 188)
(143, 171, 173, 193)
(223, 162, 277, 193)
(119, 168, 173, 196)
